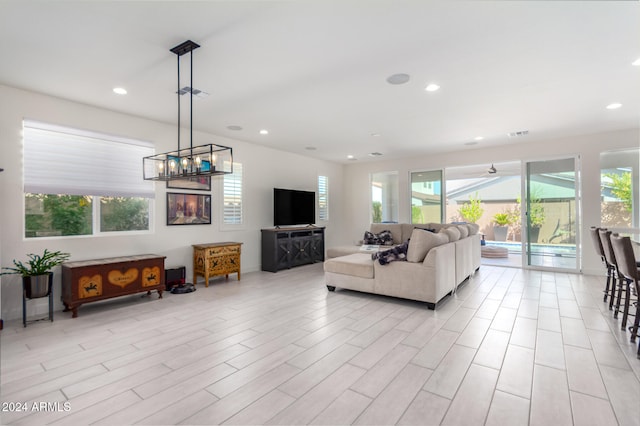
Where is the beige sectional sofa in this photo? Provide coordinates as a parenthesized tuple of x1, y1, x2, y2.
(324, 223, 481, 309)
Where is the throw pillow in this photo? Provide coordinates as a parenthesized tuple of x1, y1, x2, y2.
(443, 226, 461, 241)
(363, 229, 394, 245)
(372, 242, 409, 265)
(407, 228, 448, 262)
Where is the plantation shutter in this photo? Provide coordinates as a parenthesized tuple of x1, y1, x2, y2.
(318, 175, 329, 221)
(223, 162, 243, 224)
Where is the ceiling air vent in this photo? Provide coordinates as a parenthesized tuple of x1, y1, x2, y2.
(177, 86, 209, 98)
(507, 130, 529, 138)
(369, 152, 383, 157)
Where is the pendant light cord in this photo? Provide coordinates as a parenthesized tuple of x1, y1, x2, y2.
(190, 48, 194, 154)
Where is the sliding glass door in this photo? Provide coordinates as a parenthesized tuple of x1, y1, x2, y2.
(524, 157, 579, 271)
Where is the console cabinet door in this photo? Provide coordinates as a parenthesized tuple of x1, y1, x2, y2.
(276, 236, 292, 270)
(290, 236, 312, 267)
(310, 233, 324, 262)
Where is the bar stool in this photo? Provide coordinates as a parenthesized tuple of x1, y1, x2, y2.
(590, 226, 611, 302)
(610, 234, 639, 355)
(598, 229, 618, 311)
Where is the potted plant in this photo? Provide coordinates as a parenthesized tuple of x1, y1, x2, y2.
(528, 192, 546, 243)
(1, 249, 70, 298)
(492, 212, 511, 241)
(458, 193, 484, 224)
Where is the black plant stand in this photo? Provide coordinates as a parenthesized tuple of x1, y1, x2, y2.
(22, 274, 54, 327)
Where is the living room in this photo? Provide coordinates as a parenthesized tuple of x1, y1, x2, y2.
(1, 1, 639, 425)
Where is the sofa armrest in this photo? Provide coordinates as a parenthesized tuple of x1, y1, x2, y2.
(423, 243, 457, 297)
(372, 242, 456, 305)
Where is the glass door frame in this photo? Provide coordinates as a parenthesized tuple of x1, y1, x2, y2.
(521, 155, 582, 273)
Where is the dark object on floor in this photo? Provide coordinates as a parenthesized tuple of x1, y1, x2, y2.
(165, 266, 186, 291)
(171, 283, 196, 294)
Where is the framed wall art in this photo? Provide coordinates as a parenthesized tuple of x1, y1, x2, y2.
(166, 175, 211, 191)
(166, 192, 211, 225)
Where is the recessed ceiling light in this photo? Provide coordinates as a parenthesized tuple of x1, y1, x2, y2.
(632, 58, 640, 66)
(371, 133, 381, 137)
(606, 103, 622, 110)
(347, 155, 357, 160)
(113, 87, 127, 95)
(227, 125, 243, 131)
(259, 129, 269, 135)
(386, 73, 410, 85)
(425, 83, 440, 92)
(474, 136, 484, 141)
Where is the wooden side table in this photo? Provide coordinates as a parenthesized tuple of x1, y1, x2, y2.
(192, 242, 242, 287)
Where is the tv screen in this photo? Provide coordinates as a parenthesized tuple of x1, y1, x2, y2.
(274, 188, 316, 227)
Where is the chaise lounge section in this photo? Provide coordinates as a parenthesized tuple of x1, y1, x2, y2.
(324, 223, 481, 308)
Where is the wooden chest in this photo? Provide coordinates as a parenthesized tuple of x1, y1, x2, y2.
(192, 242, 242, 286)
(62, 254, 165, 318)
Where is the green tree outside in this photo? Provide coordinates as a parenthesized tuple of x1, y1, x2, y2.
(100, 197, 149, 232)
(605, 171, 632, 212)
(458, 193, 484, 223)
(372, 201, 382, 223)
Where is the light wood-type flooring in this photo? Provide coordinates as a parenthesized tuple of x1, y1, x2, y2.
(1, 263, 639, 425)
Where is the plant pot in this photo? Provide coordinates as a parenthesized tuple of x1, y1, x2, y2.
(529, 226, 541, 243)
(493, 226, 508, 242)
(23, 273, 52, 299)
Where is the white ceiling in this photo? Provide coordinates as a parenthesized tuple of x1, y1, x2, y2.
(1, 1, 638, 164)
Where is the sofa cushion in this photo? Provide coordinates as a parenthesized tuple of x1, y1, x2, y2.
(466, 223, 480, 235)
(407, 228, 449, 263)
(323, 254, 374, 279)
(326, 245, 362, 259)
(456, 224, 469, 238)
(426, 223, 450, 233)
(443, 226, 461, 241)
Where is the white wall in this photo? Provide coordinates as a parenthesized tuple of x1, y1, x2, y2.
(341, 129, 639, 276)
(0, 85, 346, 321)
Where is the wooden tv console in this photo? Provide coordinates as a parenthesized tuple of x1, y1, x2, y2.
(61, 254, 165, 318)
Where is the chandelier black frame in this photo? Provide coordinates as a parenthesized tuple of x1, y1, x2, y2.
(143, 40, 232, 181)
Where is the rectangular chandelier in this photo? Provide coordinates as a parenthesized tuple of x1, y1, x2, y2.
(143, 143, 233, 181)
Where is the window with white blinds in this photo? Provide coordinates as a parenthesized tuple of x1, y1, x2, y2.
(22, 120, 154, 238)
(223, 162, 243, 225)
(23, 120, 155, 198)
(318, 175, 329, 221)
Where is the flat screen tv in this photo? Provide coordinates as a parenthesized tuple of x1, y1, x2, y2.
(274, 188, 316, 227)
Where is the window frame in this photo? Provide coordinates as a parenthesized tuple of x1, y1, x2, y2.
(22, 120, 155, 239)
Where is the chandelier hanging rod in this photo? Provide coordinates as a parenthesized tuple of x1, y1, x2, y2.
(142, 40, 233, 181)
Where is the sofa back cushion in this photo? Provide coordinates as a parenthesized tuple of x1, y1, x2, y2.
(456, 224, 469, 238)
(425, 223, 450, 233)
(407, 228, 449, 262)
(466, 223, 480, 235)
(442, 226, 461, 241)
